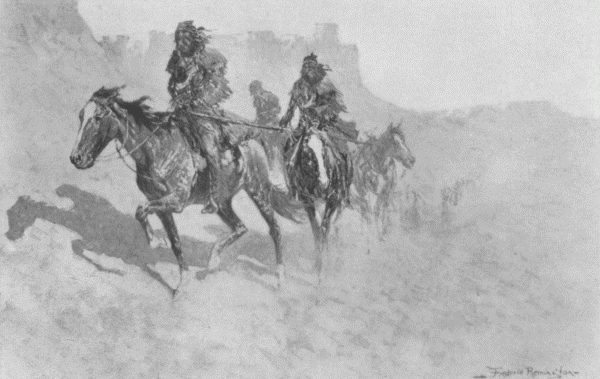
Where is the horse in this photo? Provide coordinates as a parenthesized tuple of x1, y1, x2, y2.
(285, 126, 353, 282)
(69, 86, 306, 294)
(350, 121, 416, 238)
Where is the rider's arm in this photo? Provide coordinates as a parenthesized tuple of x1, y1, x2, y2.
(166, 50, 179, 74)
(279, 87, 298, 128)
(166, 51, 180, 98)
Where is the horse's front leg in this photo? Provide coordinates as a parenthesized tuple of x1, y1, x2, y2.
(208, 198, 248, 271)
(157, 212, 191, 297)
(304, 201, 324, 280)
(319, 195, 341, 282)
(320, 196, 340, 249)
(135, 189, 188, 219)
(136, 211, 170, 249)
(247, 186, 285, 288)
(135, 188, 190, 275)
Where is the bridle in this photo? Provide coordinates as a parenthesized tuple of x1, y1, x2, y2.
(86, 99, 162, 179)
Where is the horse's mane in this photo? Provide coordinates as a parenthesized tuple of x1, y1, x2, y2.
(90, 86, 253, 152)
(92, 86, 169, 131)
(116, 97, 168, 131)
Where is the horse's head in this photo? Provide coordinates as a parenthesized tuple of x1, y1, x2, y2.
(386, 121, 416, 169)
(70, 86, 125, 169)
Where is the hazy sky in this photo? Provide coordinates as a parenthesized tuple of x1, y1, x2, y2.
(79, 0, 600, 118)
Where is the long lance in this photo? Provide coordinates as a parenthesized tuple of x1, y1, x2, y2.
(187, 110, 286, 132)
(188, 110, 368, 144)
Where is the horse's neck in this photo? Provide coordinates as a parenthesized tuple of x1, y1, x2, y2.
(360, 141, 384, 172)
(372, 138, 394, 172)
(116, 115, 155, 163)
(28, 200, 76, 232)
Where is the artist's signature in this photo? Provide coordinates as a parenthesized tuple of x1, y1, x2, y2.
(473, 366, 580, 379)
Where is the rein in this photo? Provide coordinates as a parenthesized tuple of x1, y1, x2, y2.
(96, 106, 160, 162)
(94, 104, 161, 180)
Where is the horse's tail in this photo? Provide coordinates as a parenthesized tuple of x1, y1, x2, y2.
(241, 139, 307, 224)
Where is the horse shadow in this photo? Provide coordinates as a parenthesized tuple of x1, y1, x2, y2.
(5, 184, 286, 288)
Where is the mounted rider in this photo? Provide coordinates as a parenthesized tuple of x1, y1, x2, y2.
(166, 20, 233, 214)
(279, 53, 358, 198)
(249, 80, 281, 126)
(249, 80, 283, 162)
(279, 53, 358, 155)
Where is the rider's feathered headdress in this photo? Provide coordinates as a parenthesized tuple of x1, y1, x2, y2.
(303, 52, 318, 64)
(174, 20, 210, 55)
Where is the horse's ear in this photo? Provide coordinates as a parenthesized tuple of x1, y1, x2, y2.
(107, 85, 125, 104)
(90, 86, 104, 102)
(112, 84, 126, 98)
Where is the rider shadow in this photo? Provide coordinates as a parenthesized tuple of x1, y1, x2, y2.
(4, 184, 284, 289)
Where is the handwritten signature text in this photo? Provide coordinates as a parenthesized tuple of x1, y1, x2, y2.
(473, 366, 580, 379)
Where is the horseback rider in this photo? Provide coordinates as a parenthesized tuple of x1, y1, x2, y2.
(249, 80, 284, 162)
(249, 80, 281, 126)
(279, 53, 358, 197)
(279, 53, 358, 156)
(166, 20, 233, 214)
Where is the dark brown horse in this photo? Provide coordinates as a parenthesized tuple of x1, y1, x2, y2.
(351, 121, 416, 238)
(285, 128, 353, 282)
(70, 86, 305, 294)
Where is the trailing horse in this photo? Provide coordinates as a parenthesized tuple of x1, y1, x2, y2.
(69, 86, 305, 294)
(351, 121, 416, 238)
(285, 127, 353, 282)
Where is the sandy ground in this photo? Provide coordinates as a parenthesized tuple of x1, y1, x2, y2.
(1, 137, 599, 378)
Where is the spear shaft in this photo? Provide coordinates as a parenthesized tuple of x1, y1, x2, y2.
(187, 111, 286, 132)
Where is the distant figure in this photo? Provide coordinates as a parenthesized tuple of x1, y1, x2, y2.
(249, 80, 281, 126)
(249, 80, 284, 162)
(165, 20, 233, 214)
(350, 122, 416, 238)
(279, 53, 358, 198)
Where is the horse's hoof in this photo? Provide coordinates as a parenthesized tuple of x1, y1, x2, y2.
(208, 254, 221, 271)
(172, 270, 195, 299)
(150, 237, 170, 249)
